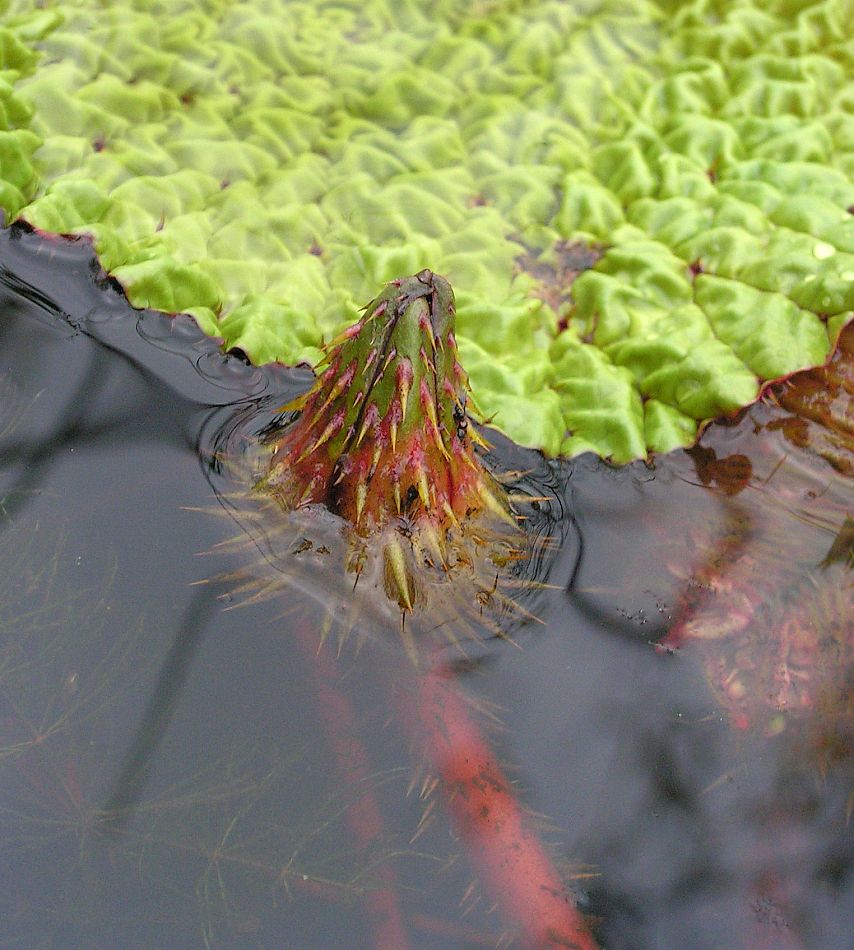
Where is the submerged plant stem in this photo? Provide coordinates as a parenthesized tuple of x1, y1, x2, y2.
(404, 655, 600, 950)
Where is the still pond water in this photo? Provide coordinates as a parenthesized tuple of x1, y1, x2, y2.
(1, 224, 852, 948)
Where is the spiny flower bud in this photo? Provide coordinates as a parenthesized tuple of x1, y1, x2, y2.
(260, 270, 524, 623)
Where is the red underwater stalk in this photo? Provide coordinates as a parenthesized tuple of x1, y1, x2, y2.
(408, 656, 599, 950)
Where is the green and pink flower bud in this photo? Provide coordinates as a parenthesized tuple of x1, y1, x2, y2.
(261, 269, 520, 614)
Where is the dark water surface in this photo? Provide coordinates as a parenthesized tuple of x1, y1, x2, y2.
(1, 225, 851, 949)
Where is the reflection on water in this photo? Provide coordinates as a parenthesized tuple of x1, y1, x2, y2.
(0, 224, 852, 948)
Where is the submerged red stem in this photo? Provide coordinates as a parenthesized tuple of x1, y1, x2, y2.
(406, 658, 600, 950)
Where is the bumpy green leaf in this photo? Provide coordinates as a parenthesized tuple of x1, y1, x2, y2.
(1, 0, 852, 461)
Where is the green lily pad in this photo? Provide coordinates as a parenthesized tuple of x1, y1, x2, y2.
(1, 0, 852, 461)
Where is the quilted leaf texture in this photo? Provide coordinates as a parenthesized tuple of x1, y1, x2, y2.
(1, 0, 852, 460)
